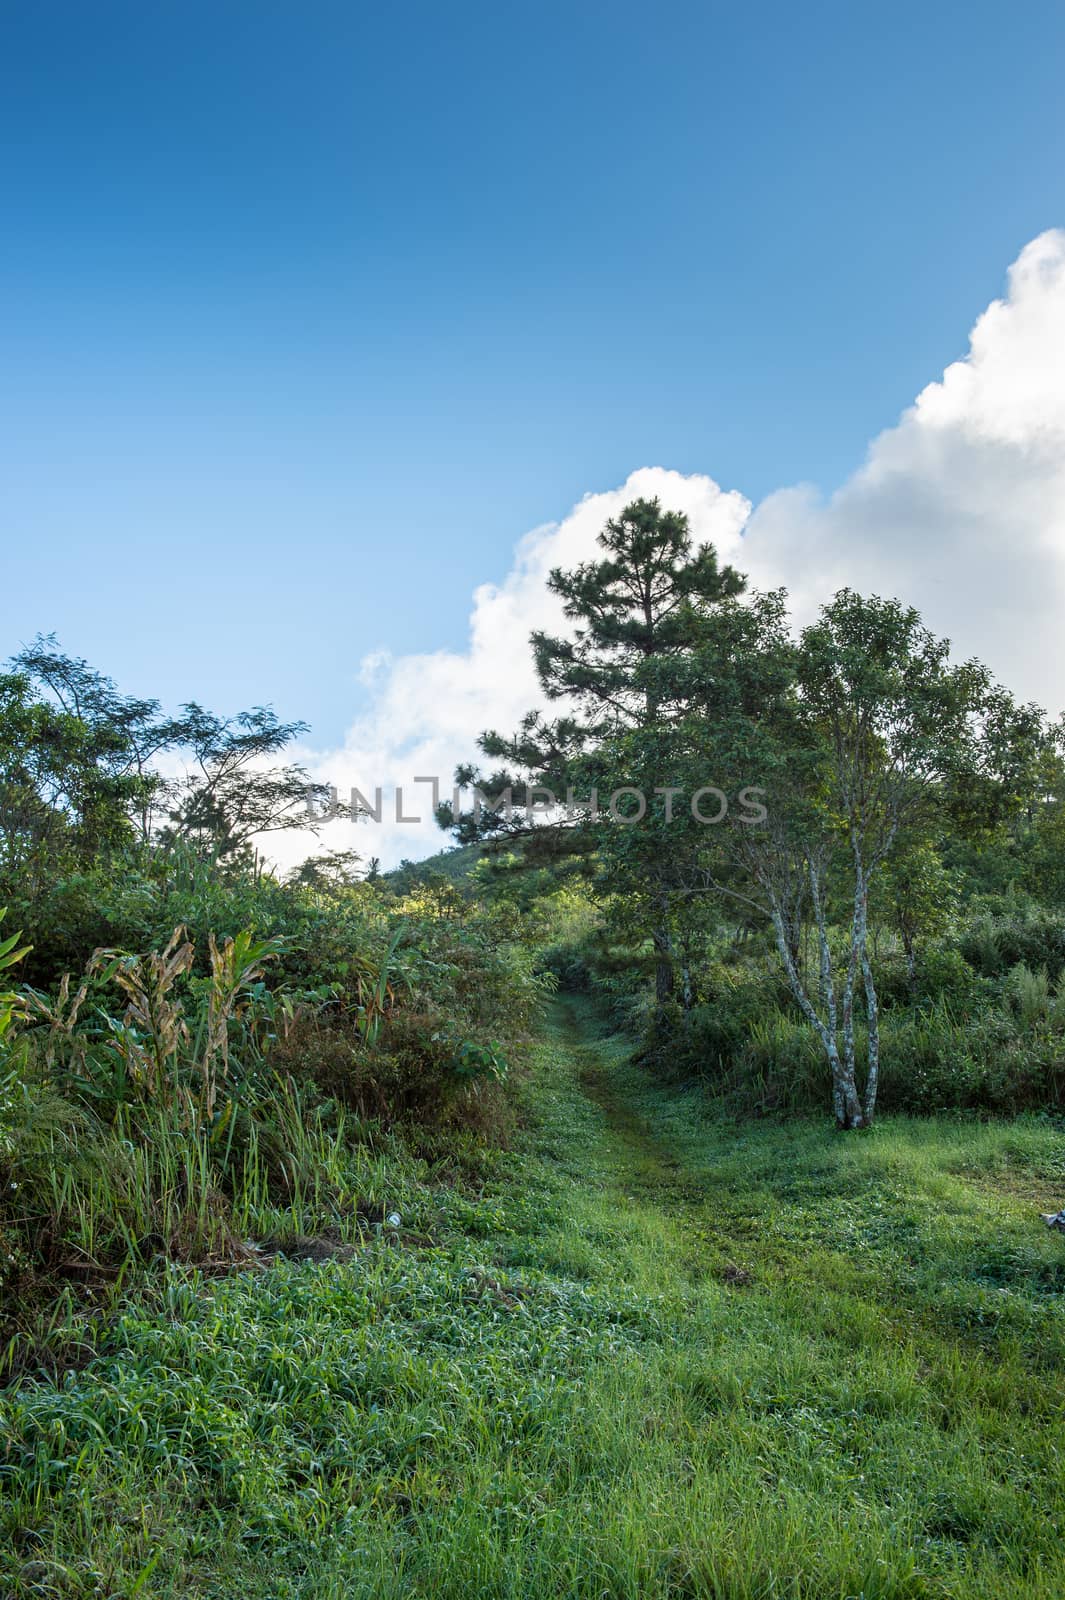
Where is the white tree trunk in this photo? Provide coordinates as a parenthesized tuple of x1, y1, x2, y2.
(769, 873, 865, 1129)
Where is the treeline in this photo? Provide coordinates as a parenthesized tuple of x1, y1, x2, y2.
(440, 497, 1065, 1128)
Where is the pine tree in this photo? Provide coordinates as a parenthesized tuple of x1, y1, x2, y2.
(444, 497, 745, 1002)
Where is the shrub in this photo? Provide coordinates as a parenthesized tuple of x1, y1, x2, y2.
(648, 958, 1065, 1119)
(0, 893, 547, 1329)
(1003, 961, 1052, 1030)
(873, 943, 992, 1013)
(537, 941, 592, 992)
(960, 906, 1065, 979)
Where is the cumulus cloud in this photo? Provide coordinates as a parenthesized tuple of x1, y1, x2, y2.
(278, 469, 750, 870)
(269, 229, 1065, 872)
(741, 229, 1065, 702)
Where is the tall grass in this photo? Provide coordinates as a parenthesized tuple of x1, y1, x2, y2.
(647, 948, 1065, 1118)
(1, 905, 546, 1345)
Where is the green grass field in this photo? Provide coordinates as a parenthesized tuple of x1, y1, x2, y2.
(2, 999, 1064, 1599)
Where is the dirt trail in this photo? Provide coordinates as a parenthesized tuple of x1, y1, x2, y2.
(552, 998, 711, 1211)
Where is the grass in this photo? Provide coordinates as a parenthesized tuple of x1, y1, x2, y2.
(1, 997, 1064, 1598)
(0, 1075, 424, 1318)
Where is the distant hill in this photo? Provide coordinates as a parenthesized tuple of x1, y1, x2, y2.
(384, 841, 487, 890)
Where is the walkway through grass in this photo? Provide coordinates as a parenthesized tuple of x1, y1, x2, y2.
(2, 998, 1064, 1598)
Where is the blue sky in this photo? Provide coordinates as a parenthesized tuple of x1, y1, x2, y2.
(3, 0, 1064, 746)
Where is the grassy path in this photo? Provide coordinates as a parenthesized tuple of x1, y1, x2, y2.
(2, 999, 1064, 1598)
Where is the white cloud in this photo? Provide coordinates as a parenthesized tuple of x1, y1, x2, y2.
(741, 229, 1065, 703)
(266, 229, 1065, 873)
(274, 470, 749, 870)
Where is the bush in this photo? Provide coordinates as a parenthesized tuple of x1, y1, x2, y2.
(872, 944, 992, 1013)
(644, 951, 1065, 1119)
(537, 941, 592, 992)
(273, 1007, 510, 1129)
(643, 963, 808, 1108)
(875, 1004, 990, 1113)
(878, 998, 1065, 1114)
(0, 880, 551, 1329)
(959, 906, 1065, 980)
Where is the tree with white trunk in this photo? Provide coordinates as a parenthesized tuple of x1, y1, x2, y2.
(725, 590, 1043, 1127)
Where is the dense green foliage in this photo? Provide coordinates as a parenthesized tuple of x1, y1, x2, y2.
(542, 891, 1065, 1118)
(0, 649, 553, 1332)
(0, 860, 549, 1322)
(443, 499, 1065, 1129)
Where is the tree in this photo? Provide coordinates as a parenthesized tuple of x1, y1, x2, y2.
(6, 637, 342, 880)
(442, 497, 745, 1002)
(12, 635, 184, 842)
(608, 583, 795, 981)
(717, 591, 1043, 1127)
(874, 839, 957, 996)
(529, 496, 744, 725)
(0, 670, 149, 900)
(163, 704, 342, 863)
(287, 849, 364, 894)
